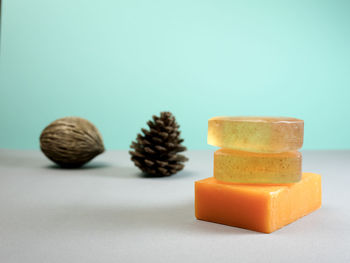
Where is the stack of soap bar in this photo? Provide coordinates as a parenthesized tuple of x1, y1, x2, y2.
(195, 116, 322, 233)
(209, 116, 304, 184)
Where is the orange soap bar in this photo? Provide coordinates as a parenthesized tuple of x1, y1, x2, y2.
(214, 148, 302, 184)
(195, 173, 321, 233)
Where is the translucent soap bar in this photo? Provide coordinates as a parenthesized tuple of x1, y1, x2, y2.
(214, 148, 302, 183)
(208, 116, 304, 153)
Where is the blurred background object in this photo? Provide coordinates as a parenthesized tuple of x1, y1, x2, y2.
(40, 117, 105, 167)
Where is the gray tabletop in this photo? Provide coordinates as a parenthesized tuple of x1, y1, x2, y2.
(0, 149, 349, 263)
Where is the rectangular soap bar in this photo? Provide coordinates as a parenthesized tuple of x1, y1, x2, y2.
(208, 116, 304, 153)
(195, 173, 321, 233)
(214, 148, 302, 183)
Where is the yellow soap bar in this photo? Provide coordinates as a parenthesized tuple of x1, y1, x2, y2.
(195, 173, 321, 233)
(214, 148, 302, 184)
(208, 116, 304, 153)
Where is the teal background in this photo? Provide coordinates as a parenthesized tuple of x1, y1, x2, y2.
(0, 0, 349, 150)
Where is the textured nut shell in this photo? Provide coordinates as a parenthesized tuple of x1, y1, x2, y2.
(40, 117, 105, 167)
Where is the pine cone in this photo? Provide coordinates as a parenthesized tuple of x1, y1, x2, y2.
(129, 112, 188, 177)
